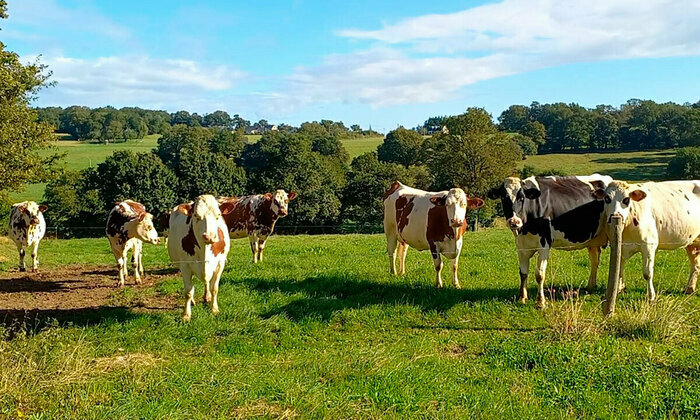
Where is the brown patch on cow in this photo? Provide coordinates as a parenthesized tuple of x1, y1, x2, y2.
(220, 197, 248, 233)
(182, 224, 199, 256)
(254, 196, 275, 236)
(426, 205, 455, 249)
(219, 198, 238, 216)
(176, 203, 193, 216)
(382, 181, 401, 201)
(395, 196, 415, 233)
(12, 216, 27, 232)
(538, 176, 589, 195)
(588, 180, 606, 191)
(633, 218, 638, 226)
(125, 200, 146, 216)
(211, 227, 227, 256)
(106, 207, 133, 245)
(221, 194, 279, 238)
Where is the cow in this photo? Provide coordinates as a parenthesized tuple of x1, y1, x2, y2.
(593, 180, 700, 301)
(106, 200, 161, 287)
(8, 201, 47, 272)
(487, 174, 613, 307)
(218, 189, 297, 263)
(382, 181, 485, 288)
(168, 194, 231, 321)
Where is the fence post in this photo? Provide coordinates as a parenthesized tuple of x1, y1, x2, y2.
(603, 215, 624, 317)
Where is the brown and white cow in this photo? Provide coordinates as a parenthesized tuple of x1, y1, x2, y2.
(8, 201, 47, 272)
(382, 181, 484, 288)
(168, 194, 231, 321)
(593, 180, 700, 301)
(218, 189, 297, 263)
(106, 200, 161, 287)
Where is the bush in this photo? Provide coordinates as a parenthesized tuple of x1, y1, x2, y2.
(667, 147, 700, 179)
(511, 133, 538, 157)
(42, 169, 104, 234)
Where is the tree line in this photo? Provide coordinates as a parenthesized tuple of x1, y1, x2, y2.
(36, 106, 381, 143)
(40, 108, 522, 234)
(417, 99, 700, 153)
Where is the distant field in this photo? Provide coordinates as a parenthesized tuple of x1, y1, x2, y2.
(523, 149, 675, 182)
(10, 134, 384, 202)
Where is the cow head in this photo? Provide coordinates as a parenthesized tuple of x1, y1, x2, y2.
(132, 212, 161, 245)
(430, 188, 484, 228)
(15, 201, 47, 227)
(189, 194, 224, 245)
(487, 177, 541, 231)
(266, 189, 297, 218)
(592, 180, 646, 226)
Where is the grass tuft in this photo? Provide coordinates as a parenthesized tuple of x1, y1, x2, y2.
(608, 295, 697, 341)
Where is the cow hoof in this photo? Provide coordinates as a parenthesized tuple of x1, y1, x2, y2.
(212, 307, 220, 316)
(182, 314, 191, 322)
(19, 267, 26, 273)
(684, 286, 696, 294)
(536, 300, 547, 309)
(519, 297, 528, 305)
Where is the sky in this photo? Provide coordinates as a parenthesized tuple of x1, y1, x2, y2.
(3, 0, 700, 132)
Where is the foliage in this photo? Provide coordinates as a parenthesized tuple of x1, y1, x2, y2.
(242, 131, 347, 225)
(377, 127, 425, 167)
(424, 108, 521, 194)
(667, 147, 700, 179)
(342, 152, 431, 224)
(42, 170, 103, 231)
(0, 6, 57, 197)
(511, 133, 538, 157)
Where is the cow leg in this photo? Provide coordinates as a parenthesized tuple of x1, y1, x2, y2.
(685, 245, 700, 294)
(133, 242, 143, 285)
(210, 262, 224, 315)
(30, 241, 40, 272)
(535, 249, 550, 308)
(451, 258, 461, 289)
(182, 266, 195, 322)
(258, 237, 267, 262)
(517, 249, 535, 304)
(432, 251, 443, 288)
(397, 242, 408, 275)
(386, 232, 399, 275)
(586, 246, 601, 291)
(18, 246, 26, 272)
(137, 241, 145, 278)
(116, 249, 128, 287)
(641, 245, 657, 301)
(249, 233, 260, 263)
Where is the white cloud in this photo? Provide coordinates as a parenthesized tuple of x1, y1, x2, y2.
(33, 55, 246, 110)
(277, 0, 700, 108)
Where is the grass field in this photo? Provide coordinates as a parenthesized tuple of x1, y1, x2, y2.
(1, 230, 699, 418)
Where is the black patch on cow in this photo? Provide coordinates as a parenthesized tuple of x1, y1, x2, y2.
(13, 217, 27, 232)
(501, 196, 515, 220)
(633, 218, 639, 226)
(519, 215, 553, 248)
(550, 200, 605, 244)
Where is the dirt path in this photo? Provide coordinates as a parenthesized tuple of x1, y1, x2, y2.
(0, 265, 179, 332)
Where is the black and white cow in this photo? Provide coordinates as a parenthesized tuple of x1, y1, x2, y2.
(488, 175, 612, 307)
(8, 201, 47, 272)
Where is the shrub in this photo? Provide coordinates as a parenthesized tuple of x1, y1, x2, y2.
(667, 147, 700, 179)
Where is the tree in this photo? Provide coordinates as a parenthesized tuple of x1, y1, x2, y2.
(209, 128, 246, 160)
(377, 126, 424, 167)
(521, 121, 546, 146)
(498, 105, 530, 132)
(424, 108, 521, 194)
(232, 114, 249, 132)
(511, 133, 538, 157)
(203, 110, 232, 128)
(42, 170, 103, 234)
(0, 1, 57, 196)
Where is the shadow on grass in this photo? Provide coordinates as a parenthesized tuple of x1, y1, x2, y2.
(234, 273, 518, 322)
(0, 306, 143, 339)
(0, 277, 75, 293)
(591, 152, 673, 181)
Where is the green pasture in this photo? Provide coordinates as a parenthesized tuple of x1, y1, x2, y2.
(0, 230, 699, 418)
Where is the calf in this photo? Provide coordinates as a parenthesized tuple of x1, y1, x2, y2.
(168, 194, 231, 321)
(488, 175, 612, 307)
(594, 180, 700, 301)
(382, 181, 484, 288)
(218, 189, 297, 263)
(106, 200, 161, 287)
(8, 201, 47, 272)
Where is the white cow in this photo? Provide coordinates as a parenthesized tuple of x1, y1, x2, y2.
(168, 194, 231, 321)
(594, 180, 700, 300)
(383, 181, 484, 288)
(106, 200, 161, 287)
(8, 201, 47, 272)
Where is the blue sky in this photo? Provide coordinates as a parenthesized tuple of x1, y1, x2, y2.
(4, 0, 700, 131)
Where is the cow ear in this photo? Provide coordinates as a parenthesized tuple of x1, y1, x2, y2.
(487, 185, 504, 199)
(138, 212, 147, 222)
(220, 201, 236, 215)
(467, 197, 485, 209)
(288, 192, 297, 200)
(523, 188, 541, 199)
(629, 189, 647, 202)
(18, 205, 28, 214)
(177, 203, 193, 216)
(591, 188, 606, 200)
(430, 195, 447, 206)
(38, 204, 47, 213)
(265, 193, 273, 200)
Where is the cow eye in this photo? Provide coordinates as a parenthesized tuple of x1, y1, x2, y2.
(604, 196, 611, 204)
(622, 197, 630, 206)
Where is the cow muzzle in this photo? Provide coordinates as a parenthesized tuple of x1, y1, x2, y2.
(507, 217, 523, 230)
(202, 232, 218, 244)
(450, 219, 464, 228)
(30, 217, 40, 226)
(278, 209, 288, 217)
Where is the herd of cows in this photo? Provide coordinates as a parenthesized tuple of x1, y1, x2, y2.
(6, 174, 700, 319)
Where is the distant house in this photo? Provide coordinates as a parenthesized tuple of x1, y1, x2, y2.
(425, 125, 444, 134)
(245, 124, 278, 135)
